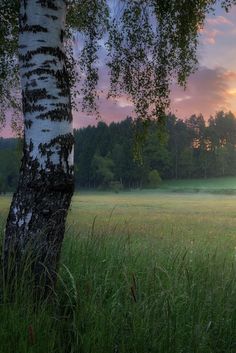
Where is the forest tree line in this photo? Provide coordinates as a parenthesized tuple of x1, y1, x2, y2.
(1, 111, 236, 192)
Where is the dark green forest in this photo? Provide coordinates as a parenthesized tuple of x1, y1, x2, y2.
(1, 111, 236, 192)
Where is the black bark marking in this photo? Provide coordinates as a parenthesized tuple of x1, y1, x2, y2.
(23, 67, 70, 99)
(22, 62, 36, 69)
(22, 88, 58, 113)
(25, 104, 47, 113)
(25, 119, 33, 129)
(38, 76, 48, 80)
(20, 12, 27, 24)
(23, 68, 54, 79)
(19, 46, 66, 63)
(20, 1, 28, 30)
(39, 133, 74, 175)
(36, 0, 58, 11)
(43, 59, 57, 66)
(29, 79, 38, 88)
(21, 25, 48, 33)
(24, 88, 57, 102)
(36, 107, 72, 122)
(60, 30, 64, 43)
(45, 14, 58, 20)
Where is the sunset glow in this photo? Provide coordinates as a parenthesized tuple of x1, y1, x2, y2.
(2, 3, 236, 137)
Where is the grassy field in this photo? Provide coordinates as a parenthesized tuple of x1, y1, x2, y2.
(1, 189, 236, 352)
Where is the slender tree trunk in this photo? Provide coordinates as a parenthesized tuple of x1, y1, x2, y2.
(3, 0, 74, 293)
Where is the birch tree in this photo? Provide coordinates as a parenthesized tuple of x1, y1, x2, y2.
(1, 0, 235, 294)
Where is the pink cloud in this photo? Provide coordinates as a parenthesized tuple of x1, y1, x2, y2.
(201, 28, 223, 45)
(74, 66, 236, 128)
(200, 13, 235, 45)
(73, 95, 133, 129)
(207, 15, 233, 26)
(2, 66, 236, 136)
(170, 66, 236, 119)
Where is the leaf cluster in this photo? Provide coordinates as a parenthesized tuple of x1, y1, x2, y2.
(0, 0, 19, 128)
(1, 0, 236, 131)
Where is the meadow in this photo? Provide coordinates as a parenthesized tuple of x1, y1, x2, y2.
(1, 186, 236, 352)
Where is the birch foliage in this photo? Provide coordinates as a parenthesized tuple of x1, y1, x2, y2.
(1, 0, 236, 131)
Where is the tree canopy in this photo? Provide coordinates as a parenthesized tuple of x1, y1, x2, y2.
(1, 0, 236, 131)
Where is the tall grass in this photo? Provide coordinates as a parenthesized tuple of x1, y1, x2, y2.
(1, 217, 236, 353)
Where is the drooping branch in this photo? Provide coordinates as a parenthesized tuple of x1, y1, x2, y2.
(107, 0, 216, 123)
(67, 0, 109, 115)
(0, 0, 20, 130)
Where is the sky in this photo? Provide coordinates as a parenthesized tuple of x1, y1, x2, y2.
(2, 3, 236, 137)
(170, 4, 236, 120)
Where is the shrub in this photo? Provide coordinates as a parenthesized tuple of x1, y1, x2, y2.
(109, 181, 124, 193)
(148, 170, 162, 188)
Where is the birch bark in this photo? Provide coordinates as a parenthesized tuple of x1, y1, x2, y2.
(3, 0, 74, 292)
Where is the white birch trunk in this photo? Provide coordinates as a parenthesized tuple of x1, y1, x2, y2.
(4, 0, 74, 293)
